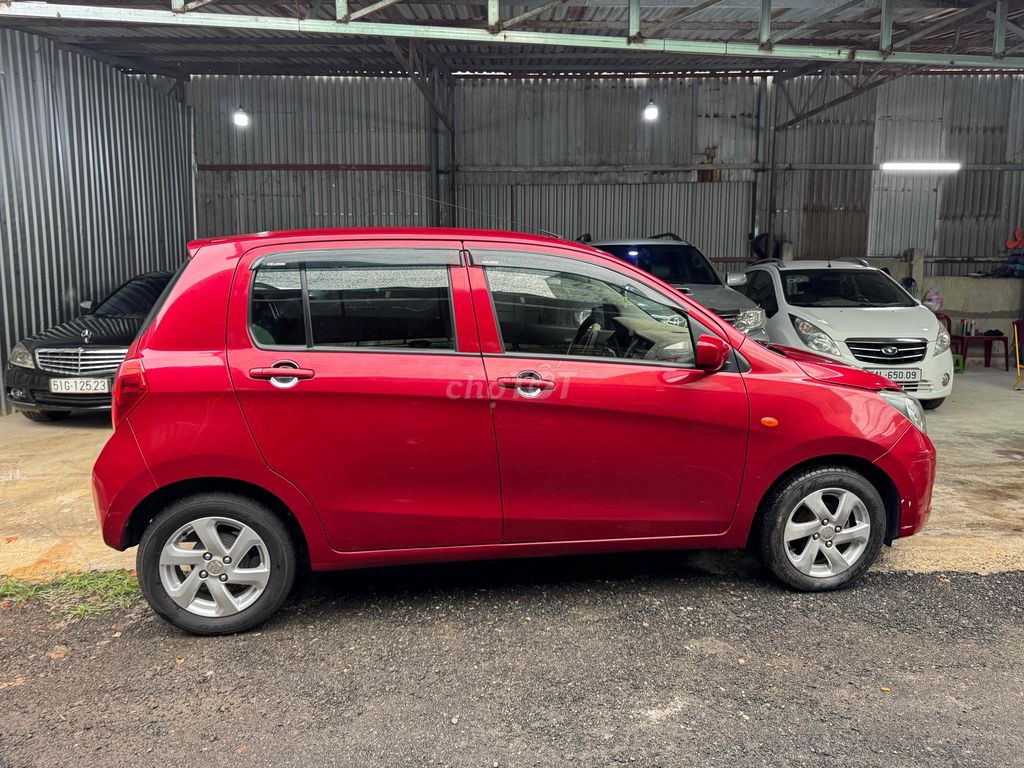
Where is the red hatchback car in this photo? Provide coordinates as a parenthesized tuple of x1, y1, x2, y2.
(93, 228, 935, 634)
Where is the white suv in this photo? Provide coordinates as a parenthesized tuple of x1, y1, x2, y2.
(742, 260, 954, 410)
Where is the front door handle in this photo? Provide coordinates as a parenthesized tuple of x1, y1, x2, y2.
(497, 371, 555, 398)
(249, 367, 315, 381)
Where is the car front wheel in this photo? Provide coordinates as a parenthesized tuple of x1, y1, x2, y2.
(137, 493, 296, 635)
(756, 466, 885, 591)
(920, 398, 945, 411)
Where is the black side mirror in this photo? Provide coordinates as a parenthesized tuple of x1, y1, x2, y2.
(79, 300, 95, 314)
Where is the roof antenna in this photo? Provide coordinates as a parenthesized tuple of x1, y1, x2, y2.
(395, 189, 562, 239)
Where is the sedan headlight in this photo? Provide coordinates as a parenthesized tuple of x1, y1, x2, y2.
(881, 390, 927, 434)
(790, 315, 841, 357)
(9, 343, 34, 369)
(732, 308, 766, 334)
(934, 327, 951, 355)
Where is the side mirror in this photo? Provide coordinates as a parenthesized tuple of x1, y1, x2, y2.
(695, 334, 730, 372)
(726, 272, 748, 287)
(79, 300, 95, 314)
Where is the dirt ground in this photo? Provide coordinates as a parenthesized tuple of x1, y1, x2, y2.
(2, 566, 1023, 768)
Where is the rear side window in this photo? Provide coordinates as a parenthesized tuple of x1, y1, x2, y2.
(250, 259, 455, 351)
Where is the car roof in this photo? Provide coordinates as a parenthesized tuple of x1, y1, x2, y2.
(589, 238, 696, 247)
(747, 259, 876, 271)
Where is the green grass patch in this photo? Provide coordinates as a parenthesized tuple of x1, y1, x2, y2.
(0, 570, 140, 619)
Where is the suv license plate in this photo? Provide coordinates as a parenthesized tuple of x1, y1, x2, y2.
(49, 378, 110, 394)
(867, 368, 921, 383)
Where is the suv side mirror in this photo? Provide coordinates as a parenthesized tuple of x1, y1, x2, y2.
(726, 272, 747, 287)
(79, 300, 95, 314)
(695, 334, 730, 372)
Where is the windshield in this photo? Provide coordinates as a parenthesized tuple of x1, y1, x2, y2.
(781, 270, 916, 308)
(94, 274, 173, 316)
(596, 244, 721, 286)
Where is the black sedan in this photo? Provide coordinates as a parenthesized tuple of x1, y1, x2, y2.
(5, 271, 173, 421)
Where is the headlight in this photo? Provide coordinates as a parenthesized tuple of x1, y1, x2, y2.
(732, 308, 766, 334)
(881, 391, 927, 434)
(790, 315, 841, 357)
(9, 343, 34, 369)
(934, 327, 950, 355)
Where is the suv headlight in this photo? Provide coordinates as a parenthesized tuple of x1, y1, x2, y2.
(881, 391, 926, 434)
(934, 327, 951, 355)
(732, 308, 766, 334)
(790, 315, 840, 357)
(9, 343, 34, 369)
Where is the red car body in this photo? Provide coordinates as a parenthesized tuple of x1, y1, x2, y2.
(93, 228, 934, 573)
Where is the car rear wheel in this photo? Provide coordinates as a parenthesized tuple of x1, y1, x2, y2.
(137, 493, 296, 635)
(756, 466, 885, 591)
(21, 410, 71, 422)
(920, 398, 945, 411)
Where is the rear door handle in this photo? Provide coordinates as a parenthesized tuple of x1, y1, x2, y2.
(249, 366, 315, 382)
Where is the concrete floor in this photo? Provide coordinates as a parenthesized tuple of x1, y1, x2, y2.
(0, 366, 1021, 580)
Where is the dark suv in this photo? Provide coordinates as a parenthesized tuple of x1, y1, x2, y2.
(5, 271, 173, 421)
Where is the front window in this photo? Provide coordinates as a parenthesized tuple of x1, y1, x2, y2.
(94, 274, 173, 316)
(781, 270, 916, 308)
(486, 265, 696, 366)
(596, 244, 721, 286)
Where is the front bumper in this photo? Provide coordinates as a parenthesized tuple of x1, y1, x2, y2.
(4, 364, 113, 411)
(874, 425, 936, 539)
(809, 347, 954, 401)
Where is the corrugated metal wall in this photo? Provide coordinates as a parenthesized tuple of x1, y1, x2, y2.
(0, 30, 194, 414)
(190, 72, 1024, 276)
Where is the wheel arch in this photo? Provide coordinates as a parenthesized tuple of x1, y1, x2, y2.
(122, 477, 311, 568)
(749, 455, 901, 547)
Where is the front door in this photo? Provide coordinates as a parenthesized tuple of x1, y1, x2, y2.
(227, 241, 501, 552)
(468, 247, 749, 543)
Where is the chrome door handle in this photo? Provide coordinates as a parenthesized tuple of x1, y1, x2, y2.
(248, 361, 314, 389)
(496, 371, 554, 398)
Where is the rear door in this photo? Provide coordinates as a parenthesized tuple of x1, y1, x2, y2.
(467, 246, 749, 543)
(227, 240, 501, 552)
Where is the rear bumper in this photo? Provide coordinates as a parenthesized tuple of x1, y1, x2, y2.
(93, 421, 158, 550)
(874, 426, 936, 539)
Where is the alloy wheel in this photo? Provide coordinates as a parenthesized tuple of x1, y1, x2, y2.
(159, 516, 271, 617)
(783, 488, 871, 578)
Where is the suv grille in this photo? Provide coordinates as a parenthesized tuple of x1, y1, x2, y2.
(716, 310, 741, 325)
(35, 347, 127, 376)
(845, 338, 927, 365)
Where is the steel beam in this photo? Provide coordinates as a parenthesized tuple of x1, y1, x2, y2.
(348, 0, 404, 22)
(894, 4, 991, 50)
(879, 0, 893, 52)
(642, 0, 726, 41)
(335, 0, 349, 21)
(759, 0, 771, 48)
(384, 37, 455, 134)
(776, 71, 907, 130)
(627, 0, 640, 42)
(498, 0, 567, 32)
(2, 3, 1024, 71)
(771, 0, 863, 45)
(487, 0, 499, 31)
(171, 0, 221, 11)
(993, 1, 1007, 56)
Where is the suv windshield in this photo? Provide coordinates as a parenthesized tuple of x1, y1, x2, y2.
(781, 269, 916, 308)
(596, 244, 721, 286)
(94, 274, 173, 316)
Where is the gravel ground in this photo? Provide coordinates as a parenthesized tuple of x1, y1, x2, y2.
(2, 553, 1023, 768)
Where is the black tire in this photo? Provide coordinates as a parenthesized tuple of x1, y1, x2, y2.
(756, 466, 886, 592)
(21, 410, 71, 422)
(920, 398, 945, 411)
(137, 493, 296, 635)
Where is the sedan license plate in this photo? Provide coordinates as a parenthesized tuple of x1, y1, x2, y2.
(49, 378, 110, 394)
(866, 368, 921, 383)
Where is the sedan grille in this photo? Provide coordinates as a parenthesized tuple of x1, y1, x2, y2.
(845, 338, 927, 365)
(35, 347, 127, 376)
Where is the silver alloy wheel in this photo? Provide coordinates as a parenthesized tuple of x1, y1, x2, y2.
(159, 516, 271, 617)
(783, 488, 871, 578)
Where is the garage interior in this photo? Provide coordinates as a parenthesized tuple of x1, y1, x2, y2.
(1, 1, 1024, 764)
